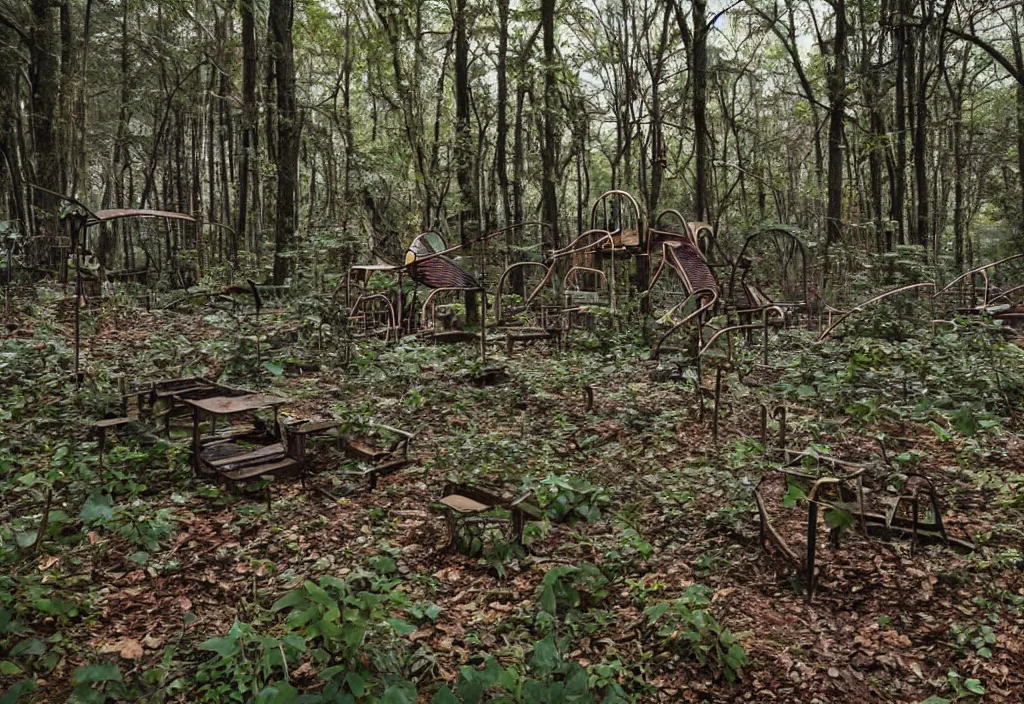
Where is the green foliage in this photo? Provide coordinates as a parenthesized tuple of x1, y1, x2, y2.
(777, 314, 1022, 432)
(950, 621, 998, 659)
(438, 636, 607, 703)
(643, 585, 748, 683)
(196, 620, 306, 702)
(529, 474, 610, 522)
(537, 564, 611, 622)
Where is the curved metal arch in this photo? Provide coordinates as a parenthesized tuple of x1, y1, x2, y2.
(698, 311, 783, 358)
(654, 209, 687, 233)
(934, 253, 1024, 306)
(420, 286, 480, 329)
(589, 190, 646, 250)
(548, 229, 617, 261)
(348, 293, 397, 342)
(687, 222, 729, 266)
(493, 261, 556, 322)
(988, 283, 1024, 305)
(563, 266, 608, 291)
(818, 282, 935, 341)
(651, 288, 718, 360)
(727, 227, 809, 307)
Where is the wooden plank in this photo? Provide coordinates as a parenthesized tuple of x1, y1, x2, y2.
(293, 420, 342, 435)
(92, 416, 137, 429)
(154, 384, 212, 398)
(440, 494, 491, 513)
(184, 393, 288, 416)
(207, 443, 286, 468)
(220, 457, 298, 481)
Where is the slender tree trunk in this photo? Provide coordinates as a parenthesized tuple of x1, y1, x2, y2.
(454, 0, 478, 322)
(238, 0, 256, 260)
(496, 0, 512, 227)
(540, 0, 559, 250)
(270, 0, 298, 285)
(826, 0, 846, 247)
(893, 1, 908, 246)
(29, 0, 61, 263)
(692, 0, 708, 221)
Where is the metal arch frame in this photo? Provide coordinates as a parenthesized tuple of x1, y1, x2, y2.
(562, 266, 608, 291)
(421, 286, 475, 328)
(589, 190, 646, 251)
(934, 253, 1024, 308)
(493, 261, 557, 323)
(987, 283, 1024, 305)
(653, 208, 688, 235)
(347, 293, 398, 342)
(687, 221, 730, 267)
(419, 286, 489, 360)
(547, 228, 618, 261)
(727, 227, 809, 309)
(698, 305, 785, 359)
(650, 287, 718, 360)
(818, 282, 935, 341)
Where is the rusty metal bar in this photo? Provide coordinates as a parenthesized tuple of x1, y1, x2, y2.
(818, 282, 936, 341)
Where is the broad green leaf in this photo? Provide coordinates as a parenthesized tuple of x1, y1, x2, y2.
(70, 662, 123, 685)
(80, 489, 114, 525)
(964, 679, 985, 695)
(432, 685, 458, 704)
(387, 618, 417, 636)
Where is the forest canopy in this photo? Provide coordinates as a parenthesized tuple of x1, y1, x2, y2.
(1, 0, 1023, 282)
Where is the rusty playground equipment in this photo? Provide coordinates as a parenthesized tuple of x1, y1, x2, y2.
(752, 420, 974, 601)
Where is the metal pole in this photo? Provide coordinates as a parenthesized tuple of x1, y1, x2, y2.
(480, 290, 487, 363)
(712, 366, 722, 445)
(762, 308, 769, 365)
(73, 218, 83, 386)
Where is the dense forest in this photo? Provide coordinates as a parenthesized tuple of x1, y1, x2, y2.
(2, 0, 1023, 278)
(2, 0, 1024, 703)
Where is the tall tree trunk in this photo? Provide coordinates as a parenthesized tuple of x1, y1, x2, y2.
(826, 0, 846, 247)
(270, 0, 298, 285)
(540, 0, 559, 250)
(454, 0, 478, 322)
(238, 0, 257, 258)
(496, 0, 512, 227)
(692, 0, 708, 221)
(893, 1, 908, 245)
(911, 10, 930, 252)
(29, 0, 61, 263)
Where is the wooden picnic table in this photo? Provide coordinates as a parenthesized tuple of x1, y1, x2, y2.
(184, 394, 291, 480)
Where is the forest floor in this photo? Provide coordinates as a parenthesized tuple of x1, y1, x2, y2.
(1, 284, 1023, 703)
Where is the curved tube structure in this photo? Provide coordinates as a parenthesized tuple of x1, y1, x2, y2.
(818, 282, 935, 341)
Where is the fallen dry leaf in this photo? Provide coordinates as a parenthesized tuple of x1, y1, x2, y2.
(118, 638, 144, 660)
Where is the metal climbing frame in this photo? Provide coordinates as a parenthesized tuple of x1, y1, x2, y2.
(727, 227, 809, 318)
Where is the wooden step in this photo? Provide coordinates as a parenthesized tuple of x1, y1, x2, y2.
(293, 419, 342, 435)
(220, 457, 298, 481)
(208, 442, 287, 468)
(93, 415, 138, 429)
(440, 494, 491, 513)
